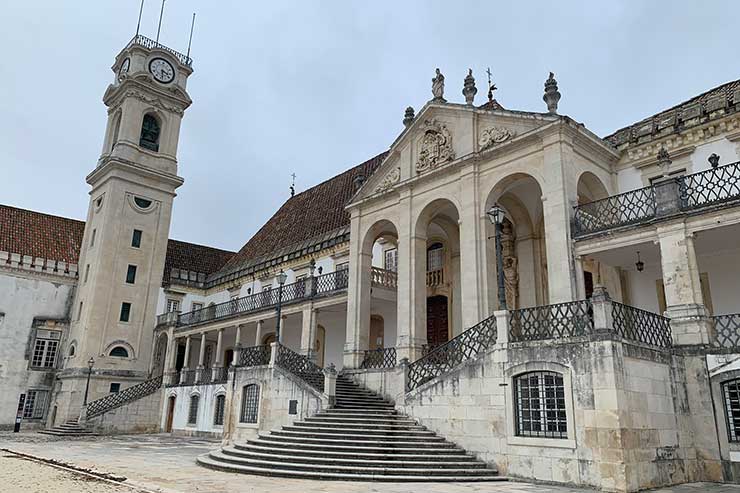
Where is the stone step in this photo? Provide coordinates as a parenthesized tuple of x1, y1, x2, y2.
(249, 436, 461, 453)
(292, 421, 427, 432)
(236, 442, 471, 460)
(304, 416, 418, 426)
(261, 433, 452, 448)
(283, 424, 432, 436)
(197, 454, 505, 482)
(272, 428, 442, 441)
(319, 409, 399, 416)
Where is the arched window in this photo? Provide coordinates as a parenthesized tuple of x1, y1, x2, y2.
(514, 371, 567, 439)
(240, 384, 260, 424)
(722, 379, 740, 442)
(109, 346, 129, 358)
(188, 395, 199, 425)
(214, 395, 226, 426)
(139, 114, 161, 152)
(68, 345, 76, 357)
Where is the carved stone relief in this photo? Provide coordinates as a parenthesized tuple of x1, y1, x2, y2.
(416, 119, 454, 173)
(375, 167, 401, 193)
(479, 126, 515, 150)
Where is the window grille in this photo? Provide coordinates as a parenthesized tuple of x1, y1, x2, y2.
(514, 371, 567, 439)
(214, 395, 226, 426)
(723, 379, 740, 442)
(139, 114, 160, 152)
(23, 390, 48, 419)
(31, 330, 61, 369)
(240, 384, 260, 424)
(384, 248, 398, 272)
(188, 395, 199, 425)
(427, 243, 444, 272)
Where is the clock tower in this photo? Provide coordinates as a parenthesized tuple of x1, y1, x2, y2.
(52, 35, 193, 424)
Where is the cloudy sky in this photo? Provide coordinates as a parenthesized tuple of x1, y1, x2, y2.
(1, 1, 736, 252)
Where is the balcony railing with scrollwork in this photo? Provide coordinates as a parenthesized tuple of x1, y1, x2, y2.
(315, 269, 349, 295)
(126, 34, 193, 67)
(679, 161, 740, 211)
(573, 186, 657, 237)
(360, 347, 397, 369)
(611, 302, 672, 348)
(711, 313, 740, 349)
(180, 369, 196, 386)
(509, 300, 593, 342)
(235, 345, 271, 367)
(196, 367, 212, 384)
(86, 376, 163, 419)
(406, 314, 497, 392)
(211, 367, 229, 384)
(275, 344, 325, 392)
(371, 267, 397, 289)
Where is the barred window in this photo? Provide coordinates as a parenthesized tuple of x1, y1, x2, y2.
(188, 395, 199, 425)
(31, 330, 61, 368)
(214, 395, 226, 426)
(514, 371, 567, 439)
(722, 379, 740, 442)
(240, 384, 260, 424)
(23, 390, 48, 419)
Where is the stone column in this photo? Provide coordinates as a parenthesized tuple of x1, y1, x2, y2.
(458, 169, 485, 327)
(180, 335, 191, 384)
(344, 211, 372, 368)
(324, 363, 337, 407)
(197, 332, 207, 367)
(300, 305, 318, 362)
(233, 324, 243, 366)
(493, 310, 510, 345)
(214, 329, 224, 367)
(657, 221, 711, 345)
(574, 255, 586, 300)
(255, 320, 264, 346)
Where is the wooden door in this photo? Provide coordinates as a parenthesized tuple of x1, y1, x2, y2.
(426, 295, 449, 348)
(165, 396, 175, 433)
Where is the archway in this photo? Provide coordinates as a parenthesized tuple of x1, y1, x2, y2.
(576, 171, 609, 205)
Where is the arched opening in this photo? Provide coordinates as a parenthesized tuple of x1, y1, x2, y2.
(262, 333, 276, 346)
(577, 171, 609, 205)
(139, 113, 161, 152)
(68, 345, 76, 357)
(485, 173, 547, 310)
(109, 346, 129, 358)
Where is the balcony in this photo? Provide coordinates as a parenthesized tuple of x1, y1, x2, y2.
(573, 160, 740, 238)
(126, 34, 193, 67)
(371, 267, 397, 289)
(426, 268, 445, 287)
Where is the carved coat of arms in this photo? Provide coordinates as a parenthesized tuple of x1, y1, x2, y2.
(375, 167, 401, 193)
(416, 119, 454, 173)
(479, 126, 515, 150)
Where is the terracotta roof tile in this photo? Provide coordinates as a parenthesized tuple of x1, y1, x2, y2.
(164, 239, 235, 277)
(0, 204, 85, 263)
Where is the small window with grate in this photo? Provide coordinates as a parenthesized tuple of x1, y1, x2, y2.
(188, 395, 199, 425)
(139, 114, 160, 152)
(514, 371, 568, 439)
(120, 302, 132, 322)
(126, 265, 137, 284)
(23, 390, 48, 419)
(722, 379, 740, 442)
(31, 330, 61, 369)
(240, 384, 260, 424)
(109, 346, 129, 358)
(109, 383, 121, 393)
(214, 394, 226, 426)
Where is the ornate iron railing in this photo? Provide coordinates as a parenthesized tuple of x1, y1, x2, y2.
(573, 186, 657, 237)
(679, 161, 740, 211)
(165, 371, 181, 387)
(127, 34, 193, 67)
(360, 347, 397, 369)
(235, 345, 271, 367)
(86, 376, 163, 419)
(315, 269, 349, 295)
(180, 369, 196, 386)
(211, 367, 229, 384)
(275, 344, 325, 392)
(196, 367, 212, 384)
(711, 313, 740, 348)
(371, 267, 398, 289)
(509, 300, 593, 342)
(611, 302, 672, 348)
(406, 314, 497, 392)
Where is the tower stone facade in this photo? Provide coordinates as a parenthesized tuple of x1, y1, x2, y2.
(51, 37, 193, 423)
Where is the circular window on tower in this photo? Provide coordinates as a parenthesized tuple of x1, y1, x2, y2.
(94, 194, 105, 213)
(128, 194, 157, 214)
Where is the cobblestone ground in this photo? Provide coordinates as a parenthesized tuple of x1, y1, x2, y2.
(2, 432, 740, 493)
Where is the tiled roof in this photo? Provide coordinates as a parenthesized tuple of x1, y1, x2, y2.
(164, 239, 235, 277)
(477, 99, 506, 111)
(216, 151, 388, 278)
(604, 78, 740, 146)
(0, 204, 85, 263)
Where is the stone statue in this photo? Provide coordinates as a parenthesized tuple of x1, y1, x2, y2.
(503, 256, 519, 310)
(432, 68, 446, 102)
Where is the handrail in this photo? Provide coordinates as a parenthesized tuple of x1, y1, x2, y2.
(360, 347, 397, 369)
(235, 345, 271, 367)
(509, 300, 593, 342)
(611, 302, 672, 348)
(275, 344, 325, 392)
(679, 160, 740, 211)
(711, 313, 740, 348)
(371, 267, 398, 289)
(126, 34, 192, 67)
(86, 376, 163, 419)
(573, 186, 657, 237)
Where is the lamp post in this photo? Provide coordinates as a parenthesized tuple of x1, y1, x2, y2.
(486, 204, 507, 310)
(83, 357, 94, 407)
(275, 270, 288, 343)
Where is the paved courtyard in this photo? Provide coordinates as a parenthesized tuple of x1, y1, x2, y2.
(1, 432, 739, 493)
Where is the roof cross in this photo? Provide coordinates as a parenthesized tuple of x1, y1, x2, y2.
(290, 173, 296, 197)
(486, 67, 497, 102)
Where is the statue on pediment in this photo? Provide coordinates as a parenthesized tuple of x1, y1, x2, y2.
(432, 68, 446, 102)
(416, 119, 454, 173)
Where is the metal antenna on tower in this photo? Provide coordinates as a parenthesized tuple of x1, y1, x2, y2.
(135, 0, 145, 37)
(186, 13, 196, 59)
(155, 0, 166, 43)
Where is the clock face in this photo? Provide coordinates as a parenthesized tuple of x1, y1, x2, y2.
(149, 57, 175, 84)
(118, 58, 130, 81)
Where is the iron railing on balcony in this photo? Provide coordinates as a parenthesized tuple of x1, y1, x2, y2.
(126, 34, 193, 67)
(711, 313, 740, 349)
(196, 367, 212, 384)
(371, 267, 398, 289)
(573, 186, 657, 237)
(180, 369, 196, 386)
(406, 314, 497, 392)
(360, 347, 397, 369)
(679, 161, 740, 211)
(275, 344, 325, 392)
(166, 371, 181, 387)
(315, 269, 349, 295)
(86, 376, 163, 419)
(211, 367, 229, 384)
(235, 345, 271, 367)
(509, 300, 593, 342)
(611, 302, 672, 348)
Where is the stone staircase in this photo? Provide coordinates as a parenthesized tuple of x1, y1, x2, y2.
(197, 375, 504, 481)
(38, 419, 95, 437)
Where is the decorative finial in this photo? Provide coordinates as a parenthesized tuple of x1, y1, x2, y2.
(657, 146, 672, 177)
(462, 68, 477, 105)
(543, 72, 561, 114)
(708, 153, 721, 169)
(290, 173, 296, 197)
(403, 106, 415, 127)
(486, 67, 496, 103)
(431, 68, 446, 102)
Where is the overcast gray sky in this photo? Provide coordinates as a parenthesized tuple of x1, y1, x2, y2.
(1, 1, 736, 252)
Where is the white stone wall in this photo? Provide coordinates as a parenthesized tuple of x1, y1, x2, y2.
(89, 389, 163, 434)
(164, 382, 228, 437)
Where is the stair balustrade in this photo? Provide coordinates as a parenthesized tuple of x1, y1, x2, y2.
(235, 345, 271, 367)
(275, 344, 325, 392)
(360, 347, 397, 369)
(509, 300, 593, 342)
(85, 375, 163, 419)
(711, 313, 740, 348)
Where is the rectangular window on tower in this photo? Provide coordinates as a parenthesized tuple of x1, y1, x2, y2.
(120, 302, 132, 322)
(131, 229, 142, 248)
(90, 228, 97, 247)
(125, 265, 137, 284)
(84, 264, 90, 283)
